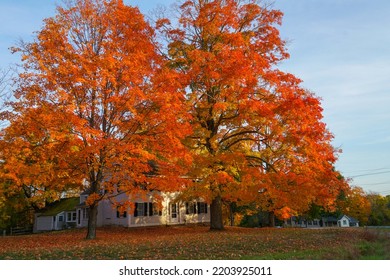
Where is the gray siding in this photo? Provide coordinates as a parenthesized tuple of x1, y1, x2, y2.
(35, 216, 53, 231)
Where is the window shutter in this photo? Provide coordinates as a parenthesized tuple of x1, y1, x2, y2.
(205, 203, 208, 214)
(185, 202, 189, 214)
(197, 202, 201, 214)
(134, 203, 138, 217)
(149, 202, 153, 216)
(123, 211, 127, 218)
(144, 203, 148, 217)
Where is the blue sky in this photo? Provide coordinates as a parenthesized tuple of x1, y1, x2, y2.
(1, 0, 389, 195)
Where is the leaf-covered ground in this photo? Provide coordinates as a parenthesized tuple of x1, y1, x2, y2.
(0, 226, 389, 260)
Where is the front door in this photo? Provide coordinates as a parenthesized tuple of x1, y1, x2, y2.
(170, 203, 179, 224)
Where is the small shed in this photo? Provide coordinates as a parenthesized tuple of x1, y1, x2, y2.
(33, 197, 79, 233)
(337, 215, 359, 227)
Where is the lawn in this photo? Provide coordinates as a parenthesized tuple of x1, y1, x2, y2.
(0, 226, 389, 260)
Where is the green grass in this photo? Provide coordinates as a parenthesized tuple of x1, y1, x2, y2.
(241, 240, 390, 260)
(0, 226, 389, 260)
(242, 228, 390, 260)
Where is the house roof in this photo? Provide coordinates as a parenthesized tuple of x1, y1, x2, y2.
(322, 216, 338, 222)
(346, 216, 359, 223)
(37, 197, 79, 216)
(337, 214, 359, 223)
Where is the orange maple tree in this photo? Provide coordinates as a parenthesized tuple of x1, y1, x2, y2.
(2, 0, 190, 239)
(158, 0, 347, 229)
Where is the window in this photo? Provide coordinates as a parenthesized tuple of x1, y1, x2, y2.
(58, 215, 64, 222)
(67, 212, 77, 222)
(134, 202, 147, 217)
(197, 202, 207, 214)
(151, 202, 162, 216)
(185, 201, 208, 214)
(134, 202, 161, 217)
(185, 202, 196, 214)
(116, 207, 127, 218)
(343, 219, 347, 225)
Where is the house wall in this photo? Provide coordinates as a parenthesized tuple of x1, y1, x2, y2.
(76, 208, 89, 228)
(184, 212, 210, 224)
(80, 194, 89, 204)
(55, 212, 66, 230)
(35, 216, 53, 232)
(131, 215, 165, 227)
(65, 211, 77, 228)
(339, 216, 350, 227)
(129, 193, 169, 227)
(99, 199, 130, 227)
(163, 194, 210, 226)
(76, 191, 211, 229)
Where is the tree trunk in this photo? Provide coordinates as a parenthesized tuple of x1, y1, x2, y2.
(210, 194, 224, 230)
(269, 211, 275, 227)
(86, 204, 98, 240)
(229, 204, 234, 226)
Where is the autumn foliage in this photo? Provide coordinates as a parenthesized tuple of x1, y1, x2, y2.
(1, 0, 348, 238)
(1, 0, 191, 239)
(158, 0, 347, 228)
(337, 186, 371, 225)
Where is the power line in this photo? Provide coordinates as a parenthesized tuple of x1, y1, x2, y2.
(350, 170, 390, 178)
(345, 167, 390, 175)
(359, 181, 390, 186)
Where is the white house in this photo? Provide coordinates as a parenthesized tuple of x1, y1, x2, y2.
(34, 191, 210, 232)
(75, 191, 210, 228)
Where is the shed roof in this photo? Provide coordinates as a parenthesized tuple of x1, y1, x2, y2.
(38, 197, 79, 216)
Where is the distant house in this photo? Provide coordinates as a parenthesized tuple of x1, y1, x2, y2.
(285, 216, 321, 228)
(33, 197, 79, 233)
(284, 214, 359, 228)
(34, 191, 210, 232)
(321, 216, 339, 227)
(337, 215, 359, 227)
